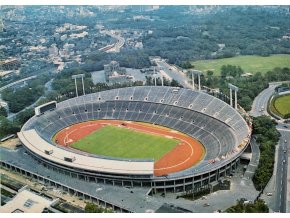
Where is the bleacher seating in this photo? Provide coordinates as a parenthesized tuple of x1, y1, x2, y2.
(22, 86, 250, 175)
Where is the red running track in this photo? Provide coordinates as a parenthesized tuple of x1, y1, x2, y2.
(54, 120, 205, 176)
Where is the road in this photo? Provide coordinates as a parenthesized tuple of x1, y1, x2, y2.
(99, 30, 125, 53)
(7, 79, 53, 121)
(0, 75, 37, 92)
(275, 126, 290, 212)
(249, 83, 280, 117)
(155, 60, 191, 89)
(250, 82, 290, 213)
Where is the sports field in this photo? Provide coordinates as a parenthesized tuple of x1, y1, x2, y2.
(273, 94, 290, 117)
(190, 54, 290, 76)
(70, 125, 179, 160)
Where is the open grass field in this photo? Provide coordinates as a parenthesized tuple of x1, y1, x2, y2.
(190, 54, 290, 76)
(70, 125, 179, 160)
(273, 94, 290, 117)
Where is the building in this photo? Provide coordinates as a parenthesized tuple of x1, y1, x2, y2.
(0, 58, 21, 71)
(104, 61, 131, 84)
(48, 44, 59, 57)
(0, 188, 57, 213)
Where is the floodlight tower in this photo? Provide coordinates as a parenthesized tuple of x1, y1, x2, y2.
(191, 70, 202, 91)
(228, 83, 239, 109)
(72, 74, 85, 97)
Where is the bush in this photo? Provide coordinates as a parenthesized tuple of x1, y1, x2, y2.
(84, 202, 113, 213)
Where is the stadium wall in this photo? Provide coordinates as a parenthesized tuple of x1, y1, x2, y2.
(2, 141, 248, 194)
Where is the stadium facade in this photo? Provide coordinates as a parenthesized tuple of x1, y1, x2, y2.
(15, 86, 251, 194)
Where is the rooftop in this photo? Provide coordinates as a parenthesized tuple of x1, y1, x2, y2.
(0, 189, 55, 213)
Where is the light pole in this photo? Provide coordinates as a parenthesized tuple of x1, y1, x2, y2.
(191, 71, 195, 90)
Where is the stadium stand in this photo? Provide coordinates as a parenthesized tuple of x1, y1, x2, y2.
(17, 86, 251, 192)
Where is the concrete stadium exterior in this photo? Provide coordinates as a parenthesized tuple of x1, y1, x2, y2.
(16, 86, 251, 194)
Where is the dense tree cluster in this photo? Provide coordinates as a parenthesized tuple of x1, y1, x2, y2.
(14, 109, 34, 126)
(225, 199, 269, 213)
(252, 116, 280, 191)
(0, 116, 20, 139)
(51, 68, 94, 97)
(2, 75, 50, 113)
(82, 50, 151, 72)
(0, 109, 34, 139)
(68, 6, 290, 69)
(137, 6, 290, 66)
(221, 65, 244, 78)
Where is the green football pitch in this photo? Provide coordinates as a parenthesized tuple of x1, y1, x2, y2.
(273, 95, 290, 117)
(70, 125, 179, 160)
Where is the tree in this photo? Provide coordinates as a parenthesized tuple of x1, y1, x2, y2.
(221, 65, 228, 78)
(85, 202, 99, 213)
(239, 96, 252, 111)
(180, 61, 194, 69)
(206, 70, 214, 77)
(171, 79, 183, 87)
(0, 107, 7, 117)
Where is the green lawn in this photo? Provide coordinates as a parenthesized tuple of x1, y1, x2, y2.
(70, 125, 179, 160)
(190, 54, 290, 76)
(273, 94, 290, 117)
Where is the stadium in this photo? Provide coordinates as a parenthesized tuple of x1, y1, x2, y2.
(17, 86, 251, 194)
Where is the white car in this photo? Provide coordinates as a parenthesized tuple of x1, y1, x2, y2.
(266, 193, 272, 196)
